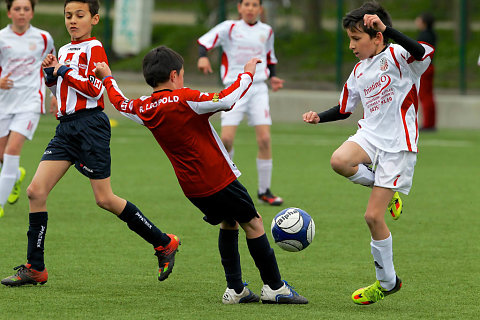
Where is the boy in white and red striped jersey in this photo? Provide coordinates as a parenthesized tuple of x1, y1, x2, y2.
(1, 0, 179, 287)
(0, 0, 55, 217)
(197, 0, 285, 206)
(94, 46, 308, 305)
(303, 1, 434, 305)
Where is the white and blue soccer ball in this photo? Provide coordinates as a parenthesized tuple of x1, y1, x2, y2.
(271, 207, 315, 252)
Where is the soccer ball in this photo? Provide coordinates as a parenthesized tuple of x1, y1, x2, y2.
(271, 208, 315, 252)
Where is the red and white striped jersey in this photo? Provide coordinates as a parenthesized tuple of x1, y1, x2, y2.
(339, 43, 434, 153)
(51, 37, 107, 118)
(198, 19, 277, 85)
(0, 25, 55, 114)
(102, 72, 253, 198)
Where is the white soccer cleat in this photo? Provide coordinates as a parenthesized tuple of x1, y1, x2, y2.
(222, 286, 260, 304)
(260, 280, 308, 304)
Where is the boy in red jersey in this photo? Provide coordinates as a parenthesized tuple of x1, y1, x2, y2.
(94, 46, 307, 304)
(303, 1, 434, 305)
(1, 0, 179, 287)
(197, 0, 285, 206)
(0, 0, 55, 217)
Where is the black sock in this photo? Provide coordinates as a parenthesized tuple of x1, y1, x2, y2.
(219, 229, 243, 294)
(118, 201, 170, 248)
(247, 233, 283, 290)
(27, 212, 48, 271)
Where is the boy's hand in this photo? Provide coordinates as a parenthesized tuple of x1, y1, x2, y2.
(244, 58, 261, 76)
(270, 76, 284, 92)
(197, 57, 213, 74)
(0, 72, 13, 90)
(42, 54, 58, 69)
(303, 111, 320, 124)
(363, 14, 386, 32)
(94, 62, 112, 80)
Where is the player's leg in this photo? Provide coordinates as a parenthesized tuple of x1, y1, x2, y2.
(331, 139, 375, 187)
(220, 125, 238, 159)
(240, 215, 308, 304)
(89, 178, 179, 281)
(218, 220, 261, 304)
(352, 186, 402, 305)
(1, 160, 71, 287)
(419, 64, 436, 130)
(0, 132, 26, 210)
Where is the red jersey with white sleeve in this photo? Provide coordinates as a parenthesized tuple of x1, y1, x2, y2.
(50, 37, 106, 118)
(339, 43, 434, 153)
(0, 25, 55, 114)
(102, 72, 253, 198)
(198, 19, 277, 85)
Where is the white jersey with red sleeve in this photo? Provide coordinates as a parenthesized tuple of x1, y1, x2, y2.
(0, 25, 55, 114)
(339, 43, 434, 153)
(102, 72, 253, 198)
(198, 19, 277, 85)
(52, 37, 107, 118)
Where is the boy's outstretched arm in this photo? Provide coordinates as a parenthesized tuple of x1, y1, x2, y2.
(303, 105, 351, 124)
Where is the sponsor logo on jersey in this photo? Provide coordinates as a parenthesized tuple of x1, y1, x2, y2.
(212, 93, 219, 102)
(68, 47, 81, 51)
(138, 96, 179, 113)
(363, 75, 391, 98)
(89, 75, 102, 89)
(380, 57, 389, 71)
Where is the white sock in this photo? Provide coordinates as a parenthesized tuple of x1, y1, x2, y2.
(371, 233, 396, 291)
(257, 158, 272, 194)
(348, 164, 374, 187)
(0, 154, 20, 206)
(228, 148, 234, 160)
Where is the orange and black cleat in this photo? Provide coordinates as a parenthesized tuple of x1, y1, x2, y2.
(1, 264, 48, 287)
(155, 234, 180, 281)
(258, 189, 284, 206)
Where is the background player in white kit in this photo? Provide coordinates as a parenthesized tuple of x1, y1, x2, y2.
(197, 0, 285, 206)
(0, 0, 55, 217)
(303, 1, 434, 305)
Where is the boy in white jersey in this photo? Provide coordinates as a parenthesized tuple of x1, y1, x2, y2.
(197, 0, 285, 206)
(2, 0, 179, 287)
(303, 1, 434, 305)
(0, 0, 55, 218)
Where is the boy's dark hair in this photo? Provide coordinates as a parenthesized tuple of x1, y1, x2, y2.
(419, 12, 435, 30)
(143, 46, 184, 88)
(6, 0, 36, 11)
(64, 0, 100, 16)
(343, 1, 392, 44)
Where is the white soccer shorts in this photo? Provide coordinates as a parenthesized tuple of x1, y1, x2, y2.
(0, 112, 41, 141)
(347, 132, 417, 194)
(221, 82, 272, 127)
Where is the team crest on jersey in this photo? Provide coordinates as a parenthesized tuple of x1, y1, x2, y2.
(380, 57, 388, 71)
(29, 42, 37, 51)
(212, 93, 219, 102)
(259, 35, 267, 43)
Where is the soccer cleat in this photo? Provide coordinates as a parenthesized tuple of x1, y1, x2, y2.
(258, 189, 283, 206)
(352, 276, 402, 305)
(1, 264, 48, 287)
(222, 284, 260, 304)
(388, 192, 402, 220)
(8, 166, 26, 204)
(154, 234, 180, 281)
(260, 280, 308, 304)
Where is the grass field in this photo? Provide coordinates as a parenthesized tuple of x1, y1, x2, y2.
(0, 115, 479, 319)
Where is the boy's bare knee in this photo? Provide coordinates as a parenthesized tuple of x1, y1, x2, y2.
(27, 183, 45, 202)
